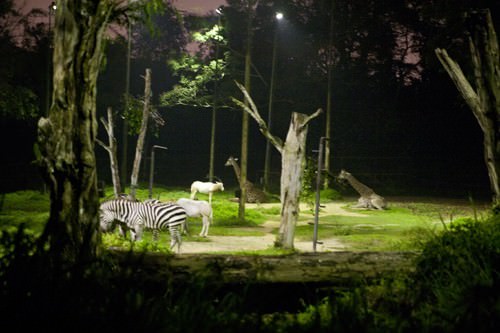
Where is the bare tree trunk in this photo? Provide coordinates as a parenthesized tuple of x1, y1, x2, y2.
(435, 10, 500, 204)
(233, 82, 322, 249)
(278, 112, 320, 247)
(238, 2, 255, 223)
(96, 107, 121, 197)
(36, 0, 116, 261)
(323, 2, 335, 190)
(130, 68, 152, 199)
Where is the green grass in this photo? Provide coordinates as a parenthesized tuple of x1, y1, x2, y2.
(1, 187, 491, 254)
(0, 190, 50, 234)
(294, 204, 486, 251)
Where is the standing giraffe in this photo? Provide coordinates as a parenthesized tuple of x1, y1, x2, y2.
(338, 170, 387, 210)
(225, 156, 267, 203)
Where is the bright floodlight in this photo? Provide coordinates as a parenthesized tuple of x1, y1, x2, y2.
(215, 7, 223, 15)
(276, 12, 284, 20)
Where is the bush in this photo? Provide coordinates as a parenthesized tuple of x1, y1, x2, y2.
(408, 215, 500, 332)
(0, 226, 255, 333)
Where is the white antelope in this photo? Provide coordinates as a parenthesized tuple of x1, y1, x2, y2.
(190, 181, 224, 204)
(176, 198, 213, 237)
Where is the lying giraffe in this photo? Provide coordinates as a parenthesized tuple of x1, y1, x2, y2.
(225, 156, 268, 203)
(338, 170, 387, 210)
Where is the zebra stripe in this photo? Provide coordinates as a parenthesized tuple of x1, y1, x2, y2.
(99, 199, 187, 252)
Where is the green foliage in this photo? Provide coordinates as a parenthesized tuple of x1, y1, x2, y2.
(0, 82, 38, 119)
(493, 201, 500, 215)
(192, 24, 225, 44)
(160, 23, 227, 108)
(0, 190, 49, 212)
(122, 94, 146, 135)
(300, 157, 316, 201)
(408, 215, 500, 332)
(101, 232, 173, 254)
(320, 188, 343, 201)
(0, 191, 49, 234)
(300, 157, 341, 205)
(0, 226, 249, 332)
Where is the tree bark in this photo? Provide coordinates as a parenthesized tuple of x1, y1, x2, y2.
(36, 0, 116, 261)
(233, 82, 322, 249)
(324, 2, 335, 190)
(130, 68, 152, 199)
(279, 111, 323, 248)
(435, 9, 500, 204)
(96, 107, 121, 197)
(238, 2, 255, 223)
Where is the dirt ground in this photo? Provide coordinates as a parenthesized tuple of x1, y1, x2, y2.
(180, 202, 365, 254)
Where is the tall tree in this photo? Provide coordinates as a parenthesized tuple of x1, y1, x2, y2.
(435, 9, 500, 204)
(36, 0, 163, 262)
(233, 82, 322, 249)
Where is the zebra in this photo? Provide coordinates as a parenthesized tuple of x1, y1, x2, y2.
(99, 199, 187, 252)
(142, 198, 182, 237)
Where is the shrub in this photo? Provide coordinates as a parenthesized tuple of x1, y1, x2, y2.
(0, 226, 254, 333)
(408, 215, 500, 332)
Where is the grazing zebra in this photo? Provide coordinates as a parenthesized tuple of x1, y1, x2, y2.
(142, 198, 182, 237)
(99, 199, 187, 252)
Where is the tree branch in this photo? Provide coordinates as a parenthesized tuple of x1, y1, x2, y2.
(299, 108, 323, 132)
(435, 48, 486, 131)
(100, 116, 110, 133)
(95, 138, 110, 153)
(232, 81, 284, 153)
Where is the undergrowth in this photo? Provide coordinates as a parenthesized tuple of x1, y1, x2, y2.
(1, 209, 499, 332)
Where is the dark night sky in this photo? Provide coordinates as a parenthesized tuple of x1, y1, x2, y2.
(3, 0, 494, 200)
(20, 0, 227, 15)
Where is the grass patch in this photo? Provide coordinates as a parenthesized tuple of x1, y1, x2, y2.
(0, 191, 50, 235)
(0, 190, 50, 212)
(294, 206, 457, 251)
(205, 247, 297, 256)
(1, 187, 492, 254)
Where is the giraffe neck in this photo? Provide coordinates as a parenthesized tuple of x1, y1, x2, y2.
(230, 159, 241, 182)
(345, 174, 375, 197)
